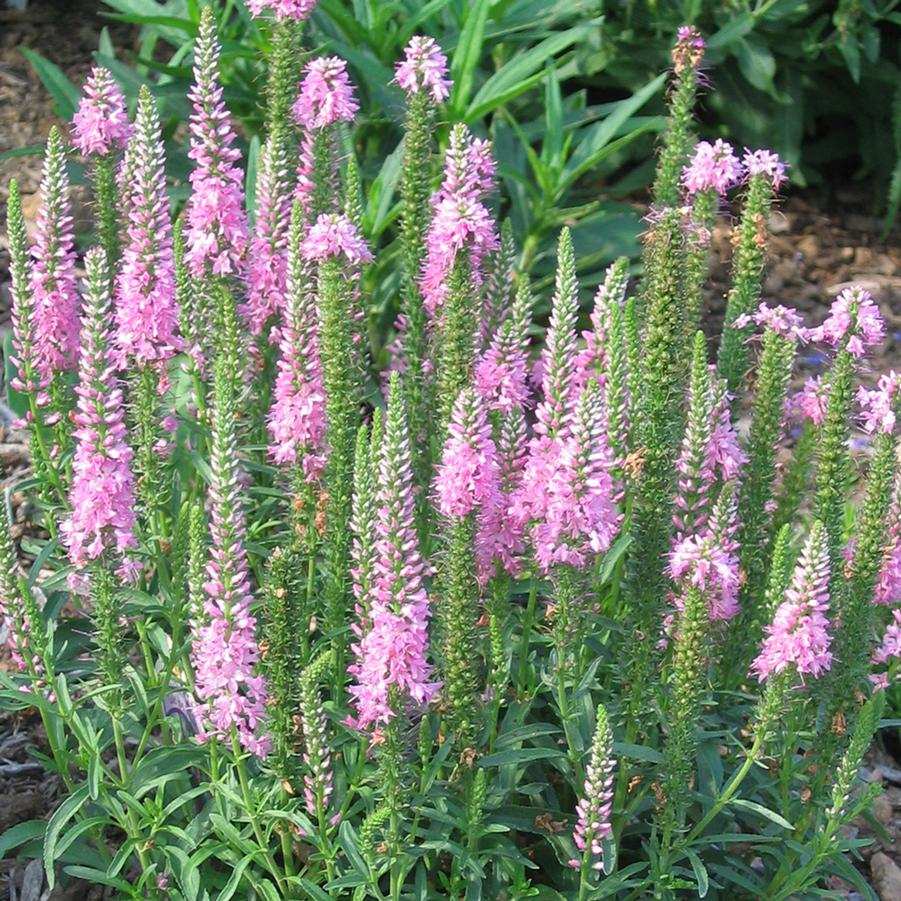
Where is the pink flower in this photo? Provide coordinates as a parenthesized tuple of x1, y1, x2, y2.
(752, 521, 832, 681)
(743, 148, 788, 191)
(247, 0, 318, 20)
(474, 286, 532, 414)
(809, 286, 885, 358)
(192, 366, 269, 758)
(61, 249, 139, 575)
(395, 36, 451, 103)
(71, 66, 132, 157)
(241, 139, 292, 337)
(115, 91, 181, 371)
(876, 478, 901, 607)
(185, 12, 249, 277)
(293, 57, 359, 129)
(682, 139, 743, 195)
(672, 25, 705, 74)
(420, 125, 498, 315)
(732, 302, 808, 342)
(857, 371, 899, 436)
(434, 388, 500, 519)
(789, 375, 828, 426)
(268, 255, 327, 479)
(30, 129, 80, 380)
(669, 534, 740, 622)
(348, 376, 439, 730)
(529, 384, 620, 572)
(302, 213, 373, 264)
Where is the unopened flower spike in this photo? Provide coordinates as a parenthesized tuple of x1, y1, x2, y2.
(61, 248, 140, 580)
(299, 653, 336, 821)
(717, 147, 787, 393)
(479, 219, 516, 349)
(191, 356, 269, 758)
(185, 6, 249, 278)
(242, 136, 292, 339)
(568, 705, 615, 878)
(652, 26, 706, 208)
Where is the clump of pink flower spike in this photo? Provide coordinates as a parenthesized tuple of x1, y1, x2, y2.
(743, 148, 788, 190)
(809, 285, 885, 358)
(29, 128, 80, 380)
(72, 66, 132, 157)
(395, 36, 451, 103)
(185, 9, 249, 278)
(752, 521, 832, 681)
(435, 388, 500, 519)
(733, 302, 808, 342)
(348, 375, 439, 730)
(115, 89, 181, 372)
(62, 249, 139, 575)
(682, 139, 743, 195)
(246, 0, 317, 20)
(192, 364, 269, 758)
(420, 124, 499, 316)
(242, 138, 292, 338)
(302, 213, 373, 264)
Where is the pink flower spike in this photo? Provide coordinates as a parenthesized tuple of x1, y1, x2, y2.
(293, 57, 359, 130)
(115, 89, 182, 372)
(29, 128, 80, 380)
(72, 66, 132, 157)
(857, 371, 899, 436)
(302, 213, 373, 264)
(395, 36, 451, 103)
(733, 302, 808, 342)
(682, 139, 743, 195)
(185, 9, 249, 278)
(247, 0, 318, 20)
(809, 285, 884, 357)
(62, 249, 139, 574)
(673, 26, 705, 74)
(789, 375, 828, 427)
(752, 521, 832, 682)
(434, 387, 500, 519)
(743, 148, 788, 191)
(876, 475, 901, 607)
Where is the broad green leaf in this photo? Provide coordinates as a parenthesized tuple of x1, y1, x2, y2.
(450, 0, 490, 115)
(730, 799, 793, 830)
(684, 849, 709, 897)
(44, 784, 90, 888)
(0, 820, 45, 858)
(480, 747, 566, 767)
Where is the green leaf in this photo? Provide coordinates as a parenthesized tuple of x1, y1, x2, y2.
(219, 857, 252, 901)
(479, 747, 566, 767)
(21, 49, 81, 120)
(0, 145, 45, 163)
(684, 849, 709, 897)
(466, 28, 586, 121)
(450, 0, 490, 116)
(44, 784, 91, 889)
(730, 799, 793, 830)
(612, 742, 664, 764)
(245, 134, 261, 223)
(0, 820, 46, 858)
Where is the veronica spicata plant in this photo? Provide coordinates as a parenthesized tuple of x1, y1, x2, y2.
(2, 13, 900, 901)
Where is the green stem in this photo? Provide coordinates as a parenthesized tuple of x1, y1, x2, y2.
(516, 576, 539, 696)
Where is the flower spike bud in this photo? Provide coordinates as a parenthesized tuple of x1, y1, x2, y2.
(185, 6, 249, 278)
(480, 218, 516, 348)
(652, 26, 706, 208)
(569, 705, 616, 876)
(716, 148, 787, 393)
(299, 653, 335, 820)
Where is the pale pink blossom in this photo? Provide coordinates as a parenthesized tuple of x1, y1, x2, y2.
(247, 0, 317, 20)
(395, 36, 450, 103)
(743, 148, 788, 191)
(682, 139, 743, 195)
(72, 66, 132, 157)
(293, 57, 359, 129)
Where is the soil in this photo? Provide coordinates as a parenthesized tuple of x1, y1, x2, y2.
(0, 1, 900, 900)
